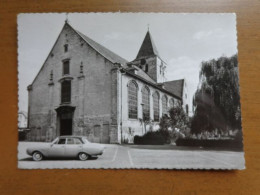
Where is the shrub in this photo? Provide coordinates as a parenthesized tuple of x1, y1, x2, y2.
(176, 138, 243, 150)
(18, 131, 27, 141)
(134, 131, 167, 145)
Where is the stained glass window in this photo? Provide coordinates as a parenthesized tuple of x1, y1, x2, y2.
(162, 95, 168, 114)
(142, 86, 150, 120)
(153, 92, 160, 121)
(128, 81, 138, 119)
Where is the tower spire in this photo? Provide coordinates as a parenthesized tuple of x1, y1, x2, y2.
(135, 29, 159, 59)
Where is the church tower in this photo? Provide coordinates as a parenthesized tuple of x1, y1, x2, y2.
(127, 30, 167, 83)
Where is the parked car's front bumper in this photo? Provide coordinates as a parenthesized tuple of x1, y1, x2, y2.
(26, 149, 33, 156)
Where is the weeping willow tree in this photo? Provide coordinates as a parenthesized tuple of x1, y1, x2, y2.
(191, 54, 241, 134)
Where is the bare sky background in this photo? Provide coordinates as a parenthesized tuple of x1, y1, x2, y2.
(18, 13, 237, 112)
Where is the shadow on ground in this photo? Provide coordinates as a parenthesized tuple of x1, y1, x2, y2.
(19, 156, 98, 161)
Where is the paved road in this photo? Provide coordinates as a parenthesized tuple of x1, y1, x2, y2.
(18, 142, 245, 169)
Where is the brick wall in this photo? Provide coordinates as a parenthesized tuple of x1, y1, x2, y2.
(28, 23, 117, 143)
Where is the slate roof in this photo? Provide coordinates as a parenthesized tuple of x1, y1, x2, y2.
(163, 79, 184, 99)
(136, 31, 160, 59)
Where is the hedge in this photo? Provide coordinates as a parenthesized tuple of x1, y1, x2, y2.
(134, 131, 167, 145)
(176, 138, 243, 150)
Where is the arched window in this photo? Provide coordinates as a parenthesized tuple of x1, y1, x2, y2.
(162, 95, 168, 115)
(128, 81, 138, 119)
(61, 80, 71, 103)
(153, 91, 160, 121)
(63, 60, 70, 75)
(175, 100, 181, 107)
(186, 104, 189, 115)
(142, 86, 150, 120)
(169, 98, 174, 109)
(64, 44, 68, 53)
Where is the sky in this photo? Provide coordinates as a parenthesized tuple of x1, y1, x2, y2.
(18, 13, 237, 112)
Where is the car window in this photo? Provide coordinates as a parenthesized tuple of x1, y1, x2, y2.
(57, 138, 66, 144)
(74, 138, 82, 144)
(67, 138, 74, 144)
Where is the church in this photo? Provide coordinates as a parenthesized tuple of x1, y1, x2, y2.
(26, 21, 189, 143)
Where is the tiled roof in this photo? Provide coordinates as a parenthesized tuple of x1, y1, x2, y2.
(136, 31, 160, 59)
(163, 79, 184, 99)
(70, 23, 182, 99)
(71, 24, 158, 84)
(71, 26, 128, 65)
(126, 66, 157, 84)
(124, 71, 181, 100)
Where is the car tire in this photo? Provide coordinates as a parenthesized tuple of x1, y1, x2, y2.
(78, 152, 89, 161)
(32, 151, 43, 161)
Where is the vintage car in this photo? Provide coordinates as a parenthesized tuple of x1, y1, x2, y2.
(26, 136, 105, 161)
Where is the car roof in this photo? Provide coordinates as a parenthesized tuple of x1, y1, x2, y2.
(58, 135, 86, 139)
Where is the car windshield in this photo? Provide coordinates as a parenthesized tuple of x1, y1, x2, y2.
(51, 137, 59, 144)
(57, 138, 66, 144)
(81, 137, 90, 144)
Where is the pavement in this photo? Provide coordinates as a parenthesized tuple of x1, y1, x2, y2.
(17, 142, 245, 169)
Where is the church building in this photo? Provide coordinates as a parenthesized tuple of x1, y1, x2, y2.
(27, 21, 189, 143)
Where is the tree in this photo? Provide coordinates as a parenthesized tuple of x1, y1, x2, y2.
(168, 105, 189, 131)
(191, 54, 242, 134)
(159, 105, 189, 142)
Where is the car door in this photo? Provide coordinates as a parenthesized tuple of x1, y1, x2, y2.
(48, 138, 66, 158)
(65, 138, 83, 157)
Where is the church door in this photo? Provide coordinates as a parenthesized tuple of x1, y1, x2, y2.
(60, 112, 73, 136)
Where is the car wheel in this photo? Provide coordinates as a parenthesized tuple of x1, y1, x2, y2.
(32, 151, 43, 161)
(78, 152, 89, 161)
